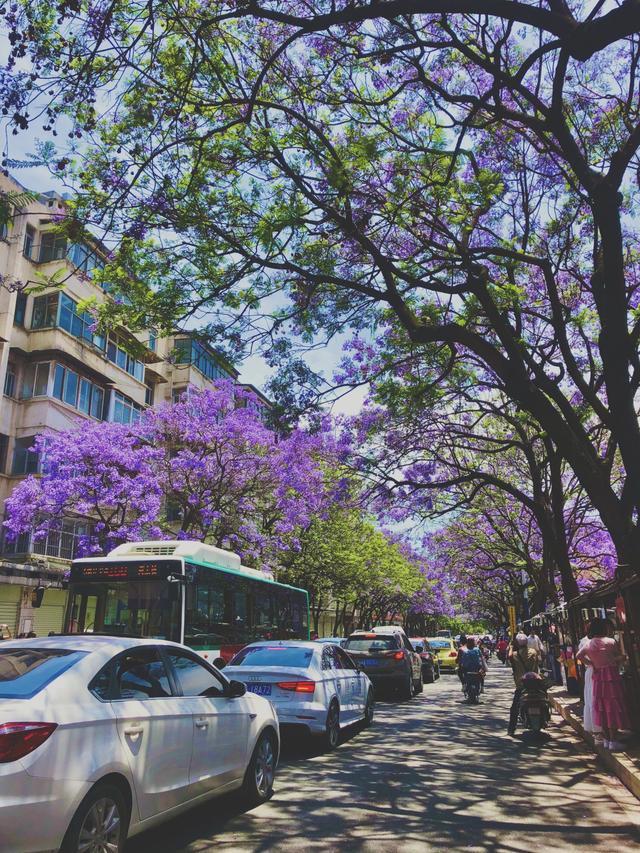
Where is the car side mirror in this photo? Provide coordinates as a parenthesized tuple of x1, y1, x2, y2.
(225, 679, 246, 699)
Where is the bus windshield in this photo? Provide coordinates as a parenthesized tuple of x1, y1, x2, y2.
(67, 580, 181, 642)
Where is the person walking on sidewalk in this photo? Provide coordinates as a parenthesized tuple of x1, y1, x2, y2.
(507, 633, 539, 735)
(527, 628, 545, 664)
(576, 618, 630, 752)
(578, 624, 602, 741)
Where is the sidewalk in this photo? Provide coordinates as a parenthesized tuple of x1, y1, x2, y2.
(549, 686, 640, 801)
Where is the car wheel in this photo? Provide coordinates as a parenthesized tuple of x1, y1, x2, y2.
(363, 689, 375, 727)
(324, 700, 340, 750)
(414, 670, 424, 695)
(424, 665, 435, 684)
(399, 669, 413, 700)
(61, 783, 129, 853)
(242, 729, 277, 806)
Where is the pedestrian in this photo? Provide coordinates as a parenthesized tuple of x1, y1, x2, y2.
(456, 634, 468, 686)
(576, 617, 630, 752)
(527, 627, 545, 663)
(546, 624, 563, 686)
(578, 623, 602, 741)
(310, 631, 319, 641)
(507, 633, 539, 735)
(496, 635, 509, 664)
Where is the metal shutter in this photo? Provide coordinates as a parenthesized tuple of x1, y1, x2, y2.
(0, 584, 21, 637)
(33, 589, 67, 637)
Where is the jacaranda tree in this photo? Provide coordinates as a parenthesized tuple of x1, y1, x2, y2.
(3, 384, 344, 569)
(3, 2, 640, 571)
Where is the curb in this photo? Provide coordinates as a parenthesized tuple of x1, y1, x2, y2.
(549, 690, 640, 801)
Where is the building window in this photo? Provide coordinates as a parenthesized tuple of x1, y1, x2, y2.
(174, 337, 234, 383)
(22, 362, 50, 399)
(52, 363, 105, 419)
(0, 218, 9, 240)
(148, 329, 157, 352)
(23, 225, 35, 259)
(112, 391, 143, 424)
(68, 241, 106, 277)
(106, 332, 145, 382)
(0, 433, 8, 473)
(13, 292, 27, 326)
(3, 366, 16, 398)
(1, 518, 95, 560)
(31, 291, 144, 382)
(145, 384, 154, 406)
(11, 437, 39, 475)
(172, 387, 187, 403)
(39, 232, 68, 263)
(31, 293, 59, 329)
(90, 386, 105, 420)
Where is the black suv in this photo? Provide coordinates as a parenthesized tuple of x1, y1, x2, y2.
(343, 630, 423, 699)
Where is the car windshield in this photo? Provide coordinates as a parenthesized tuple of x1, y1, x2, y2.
(429, 640, 453, 649)
(0, 648, 87, 699)
(345, 636, 398, 652)
(410, 639, 427, 648)
(229, 646, 314, 667)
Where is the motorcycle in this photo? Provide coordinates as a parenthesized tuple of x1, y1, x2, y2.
(518, 671, 552, 732)
(463, 671, 483, 704)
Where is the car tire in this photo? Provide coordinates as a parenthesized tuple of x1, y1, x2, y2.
(424, 666, 435, 684)
(363, 689, 375, 727)
(241, 729, 277, 806)
(414, 670, 424, 695)
(61, 782, 129, 853)
(324, 700, 340, 750)
(399, 669, 413, 700)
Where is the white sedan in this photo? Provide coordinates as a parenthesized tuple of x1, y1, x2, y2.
(0, 635, 279, 853)
(223, 641, 374, 749)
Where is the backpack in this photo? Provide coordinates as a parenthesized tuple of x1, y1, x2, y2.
(461, 647, 482, 672)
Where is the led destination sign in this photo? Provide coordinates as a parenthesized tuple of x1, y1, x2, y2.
(70, 559, 182, 582)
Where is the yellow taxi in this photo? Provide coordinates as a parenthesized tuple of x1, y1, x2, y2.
(426, 637, 459, 673)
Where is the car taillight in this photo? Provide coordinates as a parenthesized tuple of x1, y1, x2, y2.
(277, 681, 316, 694)
(393, 652, 404, 660)
(0, 722, 58, 764)
(449, 652, 458, 657)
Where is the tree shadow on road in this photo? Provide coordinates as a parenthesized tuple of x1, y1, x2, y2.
(126, 669, 640, 853)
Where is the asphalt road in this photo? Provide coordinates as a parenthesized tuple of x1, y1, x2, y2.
(126, 663, 640, 853)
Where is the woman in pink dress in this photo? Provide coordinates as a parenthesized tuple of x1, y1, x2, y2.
(576, 617, 630, 752)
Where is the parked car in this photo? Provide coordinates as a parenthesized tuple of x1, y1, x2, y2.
(409, 637, 440, 683)
(224, 641, 374, 750)
(0, 636, 279, 853)
(343, 630, 423, 699)
(426, 637, 459, 673)
(315, 637, 347, 647)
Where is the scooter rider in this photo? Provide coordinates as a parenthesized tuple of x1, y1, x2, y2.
(508, 633, 539, 735)
(460, 636, 487, 693)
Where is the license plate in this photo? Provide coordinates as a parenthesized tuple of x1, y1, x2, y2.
(362, 659, 379, 666)
(247, 684, 272, 696)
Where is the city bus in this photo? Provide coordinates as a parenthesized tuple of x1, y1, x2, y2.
(64, 540, 310, 666)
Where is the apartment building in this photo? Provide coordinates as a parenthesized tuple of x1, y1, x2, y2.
(0, 173, 268, 636)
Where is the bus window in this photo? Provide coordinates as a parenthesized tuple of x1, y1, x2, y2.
(253, 589, 276, 640)
(233, 588, 249, 643)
